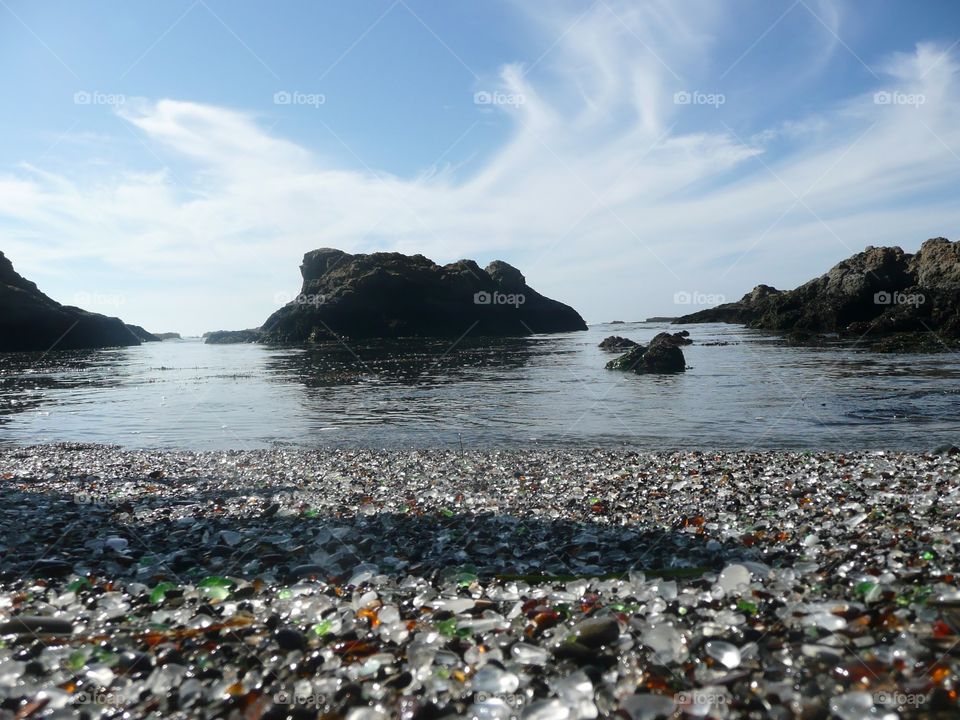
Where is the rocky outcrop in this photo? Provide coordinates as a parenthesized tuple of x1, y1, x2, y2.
(675, 238, 960, 342)
(154, 332, 181, 341)
(125, 325, 160, 342)
(605, 332, 688, 374)
(599, 335, 639, 351)
(246, 249, 586, 343)
(204, 329, 262, 345)
(0, 252, 141, 353)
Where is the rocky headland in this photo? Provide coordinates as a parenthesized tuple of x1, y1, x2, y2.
(675, 237, 960, 350)
(0, 252, 142, 353)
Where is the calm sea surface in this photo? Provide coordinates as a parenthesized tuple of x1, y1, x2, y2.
(1, 322, 958, 451)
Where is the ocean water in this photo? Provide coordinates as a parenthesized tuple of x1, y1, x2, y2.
(1, 322, 958, 451)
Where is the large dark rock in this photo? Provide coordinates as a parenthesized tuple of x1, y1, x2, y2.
(675, 238, 960, 342)
(245, 249, 586, 342)
(606, 332, 688, 374)
(0, 252, 141, 353)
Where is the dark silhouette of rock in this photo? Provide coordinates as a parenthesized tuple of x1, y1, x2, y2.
(248, 249, 586, 342)
(605, 332, 688, 374)
(644, 316, 678, 322)
(0, 251, 141, 353)
(204, 329, 262, 345)
(154, 333, 181, 341)
(675, 238, 960, 345)
(125, 325, 160, 342)
(598, 335, 639, 350)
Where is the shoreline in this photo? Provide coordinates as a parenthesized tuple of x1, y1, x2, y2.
(1, 445, 958, 718)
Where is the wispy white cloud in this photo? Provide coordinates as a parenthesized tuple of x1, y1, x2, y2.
(1, 1, 959, 334)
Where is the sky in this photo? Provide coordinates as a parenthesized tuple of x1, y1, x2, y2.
(1, 0, 959, 336)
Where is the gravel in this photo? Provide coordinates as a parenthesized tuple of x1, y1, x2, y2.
(0, 444, 958, 719)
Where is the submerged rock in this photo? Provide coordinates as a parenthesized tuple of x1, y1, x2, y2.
(605, 332, 688, 373)
(598, 335, 639, 351)
(0, 251, 141, 352)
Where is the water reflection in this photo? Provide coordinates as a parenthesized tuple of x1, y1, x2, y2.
(0, 324, 958, 450)
(263, 336, 541, 388)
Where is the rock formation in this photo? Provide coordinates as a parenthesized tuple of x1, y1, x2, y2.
(605, 332, 689, 373)
(209, 249, 587, 343)
(675, 238, 960, 344)
(0, 252, 141, 353)
(125, 325, 160, 342)
(599, 336, 640, 351)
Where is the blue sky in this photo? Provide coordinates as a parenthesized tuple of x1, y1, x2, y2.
(1, 0, 959, 334)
